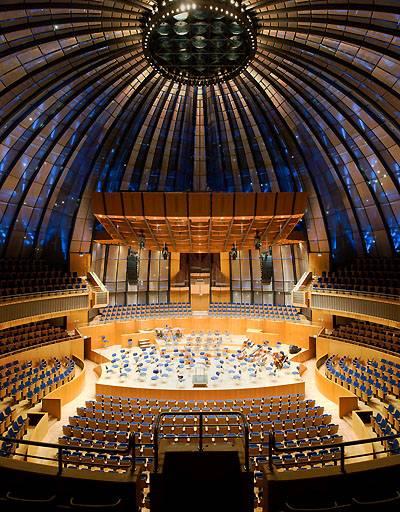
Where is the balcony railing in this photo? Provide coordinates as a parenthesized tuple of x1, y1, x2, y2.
(311, 288, 400, 324)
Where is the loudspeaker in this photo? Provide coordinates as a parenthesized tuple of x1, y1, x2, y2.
(127, 250, 138, 285)
(261, 253, 273, 284)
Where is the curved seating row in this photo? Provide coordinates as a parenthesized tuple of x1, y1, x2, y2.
(98, 302, 192, 321)
(0, 356, 75, 405)
(0, 321, 80, 357)
(312, 257, 400, 296)
(325, 355, 400, 403)
(208, 303, 302, 321)
(324, 320, 400, 355)
(60, 393, 340, 474)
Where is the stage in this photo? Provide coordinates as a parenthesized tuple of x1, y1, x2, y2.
(94, 330, 305, 400)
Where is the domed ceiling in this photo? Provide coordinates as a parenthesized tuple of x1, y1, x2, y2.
(0, 0, 399, 262)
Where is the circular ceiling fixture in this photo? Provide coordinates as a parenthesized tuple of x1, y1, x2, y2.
(142, 0, 257, 85)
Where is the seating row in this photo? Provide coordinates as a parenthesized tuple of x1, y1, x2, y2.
(312, 257, 400, 296)
(325, 355, 400, 403)
(0, 357, 75, 405)
(324, 320, 400, 355)
(0, 321, 80, 357)
(208, 302, 302, 320)
(98, 302, 192, 321)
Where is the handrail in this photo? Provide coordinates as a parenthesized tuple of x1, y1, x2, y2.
(268, 431, 400, 473)
(0, 287, 88, 304)
(153, 411, 249, 473)
(0, 432, 136, 475)
(311, 287, 400, 302)
(292, 271, 312, 292)
(87, 272, 108, 293)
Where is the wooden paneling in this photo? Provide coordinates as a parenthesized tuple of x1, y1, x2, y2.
(188, 192, 210, 217)
(105, 192, 124, 216)
(92, 192, 105, 216)
(122, 192, 143, 217)
(166, 193, 187, 217)
(234, 192, 255, 218)
(275, 192, 295, 216)
(143, 192, 165, 218)
(256, 192, 276, 216)
(293, 192, 308, 214)
(96, 380, 305, 401)
(212, 193, 234, 217)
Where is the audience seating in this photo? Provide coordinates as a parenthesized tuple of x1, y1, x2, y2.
(325, 355, 400, 403)
(98, 303, 192, 322)
(0, 259, 87, 298)
(59, 393, 341, 473)
(324, 320, 400, 355)
(208, 303, 302, 321)
(0, 356, 75, 405)
(0, 321, 80, 357)
(312, 257, 400, 296)
(0, 414, 28, 457)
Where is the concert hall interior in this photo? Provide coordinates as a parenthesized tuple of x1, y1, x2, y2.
(0, 1, 399, 511)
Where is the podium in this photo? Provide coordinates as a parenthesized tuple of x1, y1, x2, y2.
(192, 363, 208, 388)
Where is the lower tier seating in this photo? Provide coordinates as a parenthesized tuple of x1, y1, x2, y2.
(59, 393, 341, 473)
(0, 356, 75, 405)
(208, 303, 302, 321)
(325, 355, 400, 402)
(98, 302, 192, 322)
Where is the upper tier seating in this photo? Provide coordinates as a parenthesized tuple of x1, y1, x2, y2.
(0, 259, 87, 298)
(0, 356, 75, 405)
(208, 303, 302, 321)
(325, 354, 400, 403)
(312, 257, 400, 297)
(324, 320, 400, 355)
(59, 393, 342, 477)
(97, 303, 192, 322)
(0, 321, 81, 357)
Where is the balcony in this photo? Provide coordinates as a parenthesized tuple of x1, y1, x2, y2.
(0, 288, 90, 328)
(311, 288, 400, 327)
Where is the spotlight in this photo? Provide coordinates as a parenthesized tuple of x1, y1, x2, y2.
(254, 232, 262, 250)
(162, 243, 169, 260)
(139, 235, 145, 250)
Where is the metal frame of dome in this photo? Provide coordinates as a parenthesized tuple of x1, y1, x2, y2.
(142, 0, 257, 85)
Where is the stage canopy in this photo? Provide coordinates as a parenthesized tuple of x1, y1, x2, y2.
(92, 192, 307, 253)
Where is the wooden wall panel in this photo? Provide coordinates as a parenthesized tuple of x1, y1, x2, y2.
(235, 192, 256, 218)
(275, 192, 295, 216)
(293, 192, 308, 215)
(166, 192, 188, 217)
(143, 192, 165, 218)
(256, 192, 276, 216)
(105, 192, 124, 216)
(189, 192, 211, 217)
(92, 192, 105, 215)
(212, 193, 234, 217)
(122, 192, 143, 217)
